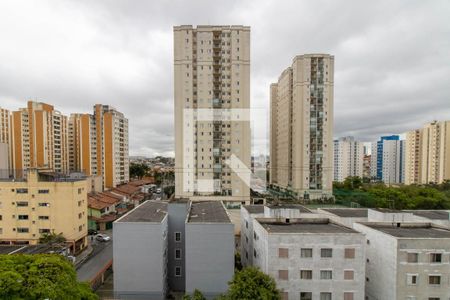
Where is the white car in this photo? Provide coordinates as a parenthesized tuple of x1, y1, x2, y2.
(95, 234, 111, 242)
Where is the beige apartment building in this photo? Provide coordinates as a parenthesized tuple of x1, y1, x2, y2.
(405, 120, 450, 184)
(0, 169, 88, 253)
(333, 136, 364, 182)
(10, 101, 69, 175)
(0, 108, 11, 177)
(270, 54, 334, 200)
(174, 25, 251, 203)
(69, 105, 129, 189)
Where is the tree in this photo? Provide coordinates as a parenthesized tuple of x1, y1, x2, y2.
(164, 185, 175, 198)
(227, 267, 280, 300)
(129, 163, 149, 179)
(0, 254, 98, 300)
(183, 289, 206, 300)
(39, 232, 66, 245)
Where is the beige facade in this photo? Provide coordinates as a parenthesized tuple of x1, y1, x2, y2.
(333, 136, 364, 182)
(174, 25, 251, 203)
(9, 101, 69, 174)
(405, 120, 450, 184)
(270, 54, 334, 199)
(0, 170, 87, 253)
(69, 105, 129, 189)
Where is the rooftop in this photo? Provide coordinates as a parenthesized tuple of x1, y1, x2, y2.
(243, 205, 265, 214)
(267, 204, 312, 213)
(117, 201, 167, 223)
(188, 201, 231, 223)
(322, 208, 368, 218)
(362, 223, 450, 238)
(257, 218, 358, 234)
(406, 210, 450, 220)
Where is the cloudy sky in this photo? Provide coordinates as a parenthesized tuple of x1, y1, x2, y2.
(0, 0, 449, 157)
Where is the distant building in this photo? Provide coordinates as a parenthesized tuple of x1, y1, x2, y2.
(371, 135, 405, 184)
(333, 136, 364, 182)
(354, 222, 450, 300)
(252, 217, 365, 300)
(405, 120, 450, 184)
(270, 54, 334, 200)
(363, 154, 371, 179)
(0, 142, 8, 178)
(113, 200, 234, 299)
(0, 169, 88, 253)
(174, 25, 251, 204)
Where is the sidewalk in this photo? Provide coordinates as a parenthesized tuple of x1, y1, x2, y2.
(75, 243, 93, 269)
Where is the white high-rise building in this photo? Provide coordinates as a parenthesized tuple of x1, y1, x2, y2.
(174, 25, 251, 203)
(333, 136, 364, 182)
(270, 54, 334, 199)
(370, 135, 405, 184)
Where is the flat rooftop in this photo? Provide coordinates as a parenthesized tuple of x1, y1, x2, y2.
(243, 205, 265, 214)
(406, 210, 450, 220)
(363, 223, 450, 238)
(267, 204, 312, 213)
(188, 201, 231, 223)
(117, 201, 167, 223)
(257, 218, 358, 234)
(323, 208, 368, 218)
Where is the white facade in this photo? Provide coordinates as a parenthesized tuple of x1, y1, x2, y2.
(371, 137, 405, 184)
(333, 136, 364, 182)
(354, 222, 450, 300)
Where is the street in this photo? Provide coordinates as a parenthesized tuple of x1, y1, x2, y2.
(77, 234, 113, 282)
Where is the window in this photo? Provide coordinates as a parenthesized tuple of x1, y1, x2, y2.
(78, 225, 82, 232)
(38, 216, 49, 220)
(345, 248, 355, 259)
(321, 248, 332, 258)
(300, 292, 312, 300)
(320, 270, 332, 280)
(281, 292, 288, 300)
(301, 248, 313, 258)
(175, 248, 182, 260)
(245, 220, 248, 228)
(78, 188, 82, 194)
(428, 275, 441, 285)
(320, 293, 332, 300)
(38, 189, 49, 194)
(343, 292, 354, 300)
(278, 248, 289, 258)
(344, 270, 354, 280)
(175, 267, 182, 277)
(18, 215, 29, 220)
(16, 188, 28, 194)
(300, 270, 312, 280)
(406, 274, 418, 285)
(428, 298, 440, 300)
(16, 201, 28, 207)
(39, 203, 50, 207)
(17, 228, 29, 233)
(407, 253, 418, 263)
(39, 229, 50, 233)
(278, 270, 288, 280)
(430, 253, 442, 263)
(174, 232, 181, 242)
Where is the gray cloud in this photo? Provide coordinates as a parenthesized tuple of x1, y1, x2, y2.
(0, 0, 449, 156)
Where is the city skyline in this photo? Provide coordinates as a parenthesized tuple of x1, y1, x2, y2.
(0, 1, 449, 157)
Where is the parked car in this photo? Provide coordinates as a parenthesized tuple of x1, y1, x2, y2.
(88, 229, 98, 235)
(95, 234, 111, 242)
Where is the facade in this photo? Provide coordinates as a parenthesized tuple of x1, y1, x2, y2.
(333, 136, 364, 182)
(363, 154, 371, 179)
(270, 54, 334, 200)
(371, 135, 405, 184)
(405, 120, 450, 184)
(174, 25, 251, 203)
(354, 222, 450, 300)
(252, 218, 365, 300)
(0, 169, 88, 253)
(0, 142, 8, 178)
(114, 199, 234, 299)
(10, 101, 69, 174)
(0, 108, 11, 175)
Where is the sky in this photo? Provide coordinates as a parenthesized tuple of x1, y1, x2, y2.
(0, 0, 449, 157)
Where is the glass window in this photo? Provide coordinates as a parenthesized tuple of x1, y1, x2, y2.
(301, 248, 313, 258)
(430, 253, 442, 263)
(321, 248, 332, 258)
(278, 270, 288, 280)
(175, 232, 181, 242)
(343, 292, 354, 300)
(320, 270, 332, 280)
(175, 267, 182, 277)
(429, 275, 441, 285)
(344, 248, 355, 259)
(278, 248, 289, 258)
(344, 270, 354, 280)
(300, 292, 312, 300)
(175, 248, 182, 260)
(320, 293, 332, 300)
(407, 274, 418, 285)
(300, 270, 312, 280)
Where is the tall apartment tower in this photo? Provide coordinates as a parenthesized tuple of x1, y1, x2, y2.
(174, 25, 251, 203)
(0, 108, 11, 174)
(69, 105, 129, 189)
(370, 135, 405, 184)
(405, 120, 450, 184)
(333, 136, 364, 182)
(10, 101, 69, 174)
(270, 54, 334, 200)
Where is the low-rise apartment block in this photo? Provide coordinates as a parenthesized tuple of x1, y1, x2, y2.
(114, 199, 234, 299)
(354, 222, 450, 300)
(0, 169, 88, 253)
(252, 218, 365, 300)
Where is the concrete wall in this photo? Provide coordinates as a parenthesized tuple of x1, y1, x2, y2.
(185, 222, 234, 298)
(168, 202, 188, 292)
(240, 208, 264, 266)
(113, 218, 168, 300)
(253, 220, 366, 300)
